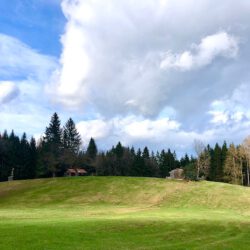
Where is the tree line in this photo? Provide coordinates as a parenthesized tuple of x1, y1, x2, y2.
(0, 112, 250, 186)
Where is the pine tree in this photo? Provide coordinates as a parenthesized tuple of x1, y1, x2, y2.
(63, 118, 81, 154)
(16, 133, 30, 180)
(209, 143, 222, 181)
(28, 137, 37, 179)
(142, 147, 150, 159)
(42, 113, 63, 177)
(9, 131, 21, 180)
(86, 138, 98, 160)
(0, 132, 11, 181)
(220, 141, 228, 182)
(132, 149, 143, 176)
(114, 142, 123, 158)
(45, 113, 62, 145)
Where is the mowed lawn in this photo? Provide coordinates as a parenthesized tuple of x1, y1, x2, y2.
(0, 177, 250, 249)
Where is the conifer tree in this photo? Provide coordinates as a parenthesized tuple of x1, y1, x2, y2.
(28, 137, 37, 179)
(42, 113, 63, 177)
(114, 142, 123, 158)
(63, 118, 81, 154)
(86, 138, 98, 160)
(0, 132, 11, 181)
(142, 147, 150, 159)
(209, 143, 222, 181)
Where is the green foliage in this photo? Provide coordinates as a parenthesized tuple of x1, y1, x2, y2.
(184, 163, 197, 180)
(86, 137, 98, 160)
(63, 118, 81, 154)
(1, 111, 250, 187)
(158, 149, 177, 177)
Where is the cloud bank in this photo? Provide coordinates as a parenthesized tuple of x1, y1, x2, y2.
(44, 0, 250, 152)
(2, 0, 250, 155)
(0, 34, 58, 135)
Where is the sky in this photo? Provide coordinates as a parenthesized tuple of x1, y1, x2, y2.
(1, 0, 250, 156)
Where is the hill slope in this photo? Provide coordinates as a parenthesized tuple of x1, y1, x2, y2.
(0, 176, 250, 211)
(0, 177, 250, 249)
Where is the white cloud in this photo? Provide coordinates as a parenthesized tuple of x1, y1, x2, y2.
(74, 114, 229, 156)
(48, 0, 247, 121)
(0, 81, 19, 103)
(76, 119, 111, 141)
(160, 32, 239, 71)
(0, 33, 57, 80)
(2, 0, 250, 155)
(0, 34, 58, 136)
(209, 83, 250, 126)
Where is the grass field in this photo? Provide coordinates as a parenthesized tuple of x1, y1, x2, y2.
(0, 177, 250, 249)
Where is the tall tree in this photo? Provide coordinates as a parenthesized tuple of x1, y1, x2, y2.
(28, 137, 37, 179)
(209, 143, 222, 181)
(224, 144, 243, 185)
(42, 113, 63, 177)
(63, 118, 81, 154)
(86, 138, 98, 160)
(194, 140, 210, 179)
(241, 136, 250, 186)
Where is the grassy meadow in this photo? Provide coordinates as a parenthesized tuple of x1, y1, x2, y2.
(0, 177, 250, 249)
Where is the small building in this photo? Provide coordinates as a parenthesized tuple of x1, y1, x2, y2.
(65, 168, 87, 177)
(169, 168, 184, 179)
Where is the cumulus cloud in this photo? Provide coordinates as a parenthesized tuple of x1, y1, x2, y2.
(2, 0, 250, 154)
(0, 34, 58, 136)
(0, 81, 19, 103)
(160, 32, 239, 71)
(209, 83, 250, 126)
(49, 0, 247, 121)
(76, 116, 182, 151)
(75, 114, 242, 155)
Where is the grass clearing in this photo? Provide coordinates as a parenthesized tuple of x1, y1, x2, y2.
(0, 177, 250, 249)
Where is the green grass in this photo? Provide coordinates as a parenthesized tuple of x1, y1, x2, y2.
(0, 177, 250, 249)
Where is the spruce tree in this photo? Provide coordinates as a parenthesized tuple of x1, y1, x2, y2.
(114, 142, 123, 158)
(43, 113, 63, 177)
(28, 137, 37, 179)
(142, 147, 150, 159)
(86, 138, 98, 160)
(209, 143, 222, 181)
(220, 141, 228, 181)
(0, 133, 11, 181)
(45, 113, 62, 145)
(63, 118, 81, 154)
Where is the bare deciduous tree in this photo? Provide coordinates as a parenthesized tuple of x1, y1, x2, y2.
(241, 136, 250, 186)
(194, 140, 210, 180)
(224, 144, 243, 185)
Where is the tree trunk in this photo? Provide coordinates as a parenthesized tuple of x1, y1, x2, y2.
(247, 161, 250, 186)
(196, 159, 200, 180)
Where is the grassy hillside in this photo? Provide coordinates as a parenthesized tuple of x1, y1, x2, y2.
(0, 177, 250, 249)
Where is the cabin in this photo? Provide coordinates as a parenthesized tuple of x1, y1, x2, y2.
(168, 168, 184, 179)
(65, 168, 87, 177)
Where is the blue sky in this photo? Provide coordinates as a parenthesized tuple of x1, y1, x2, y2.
(1, 0, 250, 155)
(0, 0, 64, 56)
